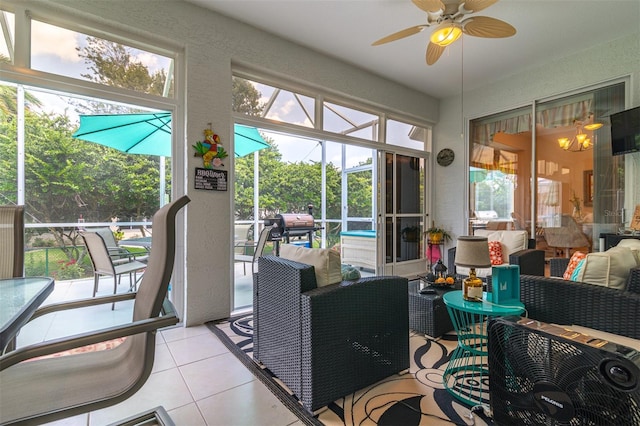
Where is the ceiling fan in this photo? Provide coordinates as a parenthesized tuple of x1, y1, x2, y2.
(372, 0, 516, 65)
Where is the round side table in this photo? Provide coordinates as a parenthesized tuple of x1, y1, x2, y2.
(442, 290, 524, 406)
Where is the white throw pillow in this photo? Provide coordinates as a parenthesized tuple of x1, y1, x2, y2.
(574, 246, 637, 289)
(279, 244, 342, 287)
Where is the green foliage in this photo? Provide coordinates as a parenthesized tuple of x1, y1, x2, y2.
(55, 258, 86, 280)
(77, 37, 168, 96)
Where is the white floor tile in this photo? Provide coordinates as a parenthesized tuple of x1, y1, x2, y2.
(89, 368, 194, 425)
(197, 380, 300, 426)
(152, 342, 177, 373)
(161, 323, 211, 342)
(179, 352, 256, 401)
(166, 332, 229, 366)
(166, 402, 207, 425)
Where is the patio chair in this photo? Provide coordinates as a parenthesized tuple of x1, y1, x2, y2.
(82, 232, 148, 303)
(93, 227, 149, 264)
(0, 205, 24, 278)
(0, 195, 189, 425)
(234, 224, 273, 275)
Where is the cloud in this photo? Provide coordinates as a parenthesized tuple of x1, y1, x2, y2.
(31, 21, 81, 62)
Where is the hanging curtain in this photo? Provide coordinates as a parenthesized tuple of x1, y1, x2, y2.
(472, 113, 532, 145)
(536, 99, 592, 128)
(471, 144, 518, 174)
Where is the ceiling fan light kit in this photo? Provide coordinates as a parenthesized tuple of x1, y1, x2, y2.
(372, 0, 516, 65)
(431, 22, 462, 46)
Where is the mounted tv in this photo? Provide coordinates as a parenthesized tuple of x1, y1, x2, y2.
(610, 106, 640, 156)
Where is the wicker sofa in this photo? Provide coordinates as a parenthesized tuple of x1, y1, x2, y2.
(491, 258, 640, 340)
(253, 255, 409, 412)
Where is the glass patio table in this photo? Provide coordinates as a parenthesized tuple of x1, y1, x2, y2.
(442, 290, 524, 406)
(0, 276, 55, 353)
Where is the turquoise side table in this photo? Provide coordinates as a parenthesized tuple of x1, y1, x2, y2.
(442, 290, 524, 406)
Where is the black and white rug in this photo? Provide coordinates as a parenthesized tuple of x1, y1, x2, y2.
(206, 314, 493, 426)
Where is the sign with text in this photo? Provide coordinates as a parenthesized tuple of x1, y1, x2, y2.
(194, 168, 227, 191)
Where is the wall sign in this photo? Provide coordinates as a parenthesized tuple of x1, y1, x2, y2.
(195, 168, 227, 191)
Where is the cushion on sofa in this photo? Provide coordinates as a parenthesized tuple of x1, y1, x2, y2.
(488, 241, 504, 265)
(574, 246, 638, 289)
(617, 239, 640, 265)
(563, 251, 586, 280)
(279, 244, 342, 287)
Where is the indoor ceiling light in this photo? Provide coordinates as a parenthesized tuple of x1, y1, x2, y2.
(583, 122, 603, 131)
(430, 22, 462, 47)
(558, 121, 593, 152)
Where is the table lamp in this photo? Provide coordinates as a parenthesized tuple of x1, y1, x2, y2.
(454, 236, 491, 302)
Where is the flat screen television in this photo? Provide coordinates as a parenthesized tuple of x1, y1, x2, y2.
(610, 106, 640, 156)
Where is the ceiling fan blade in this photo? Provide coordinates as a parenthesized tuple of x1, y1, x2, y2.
(372, 25, 426, 46)
(426, 42, 446, 65)
(461, 0, 499, 13)
(412, 0, 446, 13)
(462, 16, 516, 38)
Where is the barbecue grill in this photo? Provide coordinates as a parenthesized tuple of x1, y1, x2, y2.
(264, 204, 321, 253)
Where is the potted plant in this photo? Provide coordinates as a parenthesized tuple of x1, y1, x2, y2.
(424, 222, 451, 244)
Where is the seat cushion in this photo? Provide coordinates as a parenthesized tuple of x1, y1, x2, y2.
(279, 244, 342, 287)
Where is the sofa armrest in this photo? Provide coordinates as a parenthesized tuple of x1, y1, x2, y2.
(520, 274, 640, 339)
(509, 249, 545, 276)
(549, 257, 570, 277)
(628, 267, 640, 294)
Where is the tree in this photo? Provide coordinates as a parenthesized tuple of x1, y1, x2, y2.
(77, 38, 168, 97)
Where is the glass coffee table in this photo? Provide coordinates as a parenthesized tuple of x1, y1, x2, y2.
(442, 290, 524, 406)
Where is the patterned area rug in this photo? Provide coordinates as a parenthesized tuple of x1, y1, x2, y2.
(206, 314, 493, 426)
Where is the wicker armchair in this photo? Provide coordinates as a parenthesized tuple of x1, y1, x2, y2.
(488, 261, 640, 340)
(254, 255, 409, 413)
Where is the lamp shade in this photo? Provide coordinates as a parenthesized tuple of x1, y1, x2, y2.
(454, 236, 491, 268)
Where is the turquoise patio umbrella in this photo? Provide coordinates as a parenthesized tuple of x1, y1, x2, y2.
(73, 112, 269, 158)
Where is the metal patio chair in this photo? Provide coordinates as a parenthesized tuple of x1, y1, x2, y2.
(0, 195, 190, 425)
(0, 205, 24, 278)
(82, 231, 148, 302)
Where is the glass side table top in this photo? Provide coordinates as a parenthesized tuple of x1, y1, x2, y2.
(0, 277, 55, 351)
(442, 290, 524, 315)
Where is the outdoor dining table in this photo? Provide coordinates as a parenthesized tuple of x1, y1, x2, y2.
(120, 236, 152, 251)
(0, 276, 55, 353)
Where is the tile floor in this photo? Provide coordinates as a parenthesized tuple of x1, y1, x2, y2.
(15, 272, 302, 426)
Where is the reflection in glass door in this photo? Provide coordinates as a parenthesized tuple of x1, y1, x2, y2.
(383, 152, 426, 276)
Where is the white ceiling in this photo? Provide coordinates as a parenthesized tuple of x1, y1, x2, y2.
(183, 0, 639, 100)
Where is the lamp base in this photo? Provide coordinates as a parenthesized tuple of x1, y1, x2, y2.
(463, 275, 483, 302)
